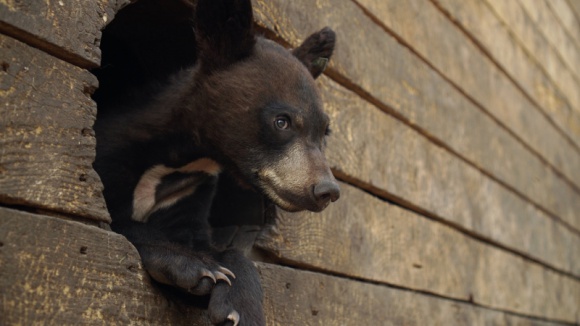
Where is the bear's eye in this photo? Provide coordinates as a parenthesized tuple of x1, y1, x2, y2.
(275, 117, 290, 130)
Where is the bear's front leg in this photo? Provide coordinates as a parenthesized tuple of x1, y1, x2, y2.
(137, 240, 235, 296)
(115, 219, 232, 294)
(119, 169, 265, 325)
(126, 222, 264, 325)
(208, 249, 265, 326)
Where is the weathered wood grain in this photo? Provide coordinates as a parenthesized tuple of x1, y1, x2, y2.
(258, 263, 563, 326)
(0, 35, 109, 223)
(518, 0, 580, 81)
(4, 0, 578, 231)
(0, 208, 564, 325)
(431, 0, 580, 146)
(569, 0, 580, 25)
(484, 0, 580, 115)
(252, 0, 580, 232)
(315, 75, 580, 277)
(0, 0, 130, 68)
(546, 0, 580, 48)
(0, 207, 212, 325)
(257, 182, 580, 322)
(352, 0, 580, 231)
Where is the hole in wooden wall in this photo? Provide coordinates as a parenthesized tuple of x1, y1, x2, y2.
(92, 0, 198, 109)
(91, 0, 265, 245)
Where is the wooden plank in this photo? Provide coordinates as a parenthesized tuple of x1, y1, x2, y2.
(0, 0, 130, 68)
(258, 263, 563, 326)
(485, 0, 580, 115)
(0, 208, 564, 325)
(257, 182, 580, 322)
(350, 0, 580, 231)
(252, 0, 580, 231)
(518, 0, 580, 80)
(316, 76, 580, 277)
(569, 0, 580, 24)
(0, 207, 212, 325)
(0, 35, 109, 223)
(546, 0, 580, 48)
(3, 0, 577, 229)
(432, 0, 580, 146)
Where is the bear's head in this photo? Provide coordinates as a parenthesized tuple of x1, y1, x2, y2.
(190, 0, 339, 212)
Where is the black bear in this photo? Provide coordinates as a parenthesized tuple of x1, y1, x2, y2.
(94, 0, 338, 324)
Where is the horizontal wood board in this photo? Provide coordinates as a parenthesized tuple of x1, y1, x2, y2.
(1, 0, 578, 230)
(484, 0, 580, 116)
(6, 0, 577, 206)
(251, 0, 580, 231)
(545, 0, 580, 48)
(569, 0, 580, 29)
(257, 182, 580, 322)
(0, 208, 569, 325)
(313, 74, 580, 277)
(259, 264, 566, 326)
(351, 0, 580, 231)
(518, 0, 580, 80)
(0, 0, 130, 68)
(430, 0, 580, 146)
(0, 207, 213, 325)
(0, 0, 578, 324)
(0, 35, 109, 223)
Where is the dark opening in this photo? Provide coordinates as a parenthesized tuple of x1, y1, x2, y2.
(92, 0, 198, 109)
(91, 0, 266, 246)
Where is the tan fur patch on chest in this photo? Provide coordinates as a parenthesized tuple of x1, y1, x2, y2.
(132, 158, 221, 222)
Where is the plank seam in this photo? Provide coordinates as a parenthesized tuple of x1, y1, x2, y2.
(255, 260, 578, 325)
(312, 2, 580, 228)
(490, 1, 580, 97)
(5, 17, 579, 237)
(430, 0, 580, 153)
(331, 169, 580, 281)
(256, 22, 580, 240)
(483, 0, 580, 95)
(545, 0, 580, 50)
(6, 21, 576, 280)
(347, 0, 580, 197)
(327, 63, 580, 234)
(0, 24, 96, 69)
(516, 0, 580, 81)
(566, 0, 580, 23)
(0, 202, 108, 229)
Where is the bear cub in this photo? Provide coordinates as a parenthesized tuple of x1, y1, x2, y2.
(94, 0, 339, 324)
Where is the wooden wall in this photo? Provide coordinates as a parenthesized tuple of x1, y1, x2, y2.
(1, 0, 579, 324)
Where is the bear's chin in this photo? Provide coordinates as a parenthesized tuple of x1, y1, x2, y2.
(264, 193, 303, 213)
(266, 190, 328, 213)
(274, 202, 304, 213)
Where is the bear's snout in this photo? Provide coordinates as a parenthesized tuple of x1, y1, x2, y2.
(312, 180, 340, 210)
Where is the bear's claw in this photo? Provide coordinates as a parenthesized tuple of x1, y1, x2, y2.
(227, 311, 240, 326)
(200, 267, 235, 287)
(214, 271, 232, 286)
(219, 266, 236, 279)
(200, 269, 217, 283)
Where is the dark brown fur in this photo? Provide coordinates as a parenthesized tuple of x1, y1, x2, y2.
(94, 0, 338, 324)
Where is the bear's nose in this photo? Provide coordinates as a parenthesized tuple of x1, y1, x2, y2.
(313, 180, 340, 210)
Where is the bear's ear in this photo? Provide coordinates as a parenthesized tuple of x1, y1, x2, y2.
(292, 27, 336, 79)
(195, 0, 256, 71)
